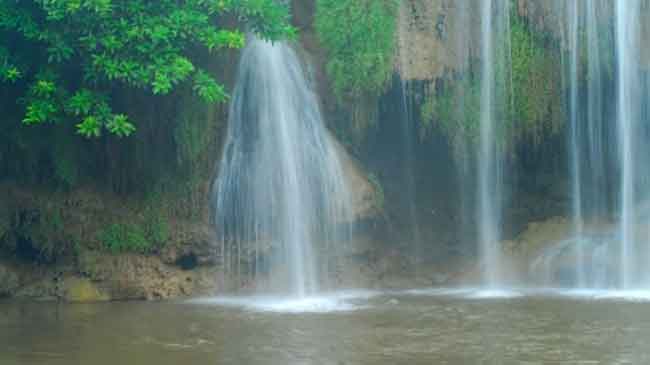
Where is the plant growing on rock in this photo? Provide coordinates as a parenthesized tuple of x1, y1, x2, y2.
(315, 0, 399, 137)
(420, 12, 563, 154)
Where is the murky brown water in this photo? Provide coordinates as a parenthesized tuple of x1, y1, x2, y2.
(2, 290, 650, 364)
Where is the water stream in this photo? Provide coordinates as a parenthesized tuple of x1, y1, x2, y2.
(478, 0, 510, 289)
(213, 36, 353, 296)
(537, 1, 650, 290)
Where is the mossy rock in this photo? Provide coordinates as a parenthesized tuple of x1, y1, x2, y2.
(63, 277, 110, 303)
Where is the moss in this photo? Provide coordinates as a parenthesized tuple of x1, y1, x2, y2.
(98, 205, 171, 254)
(421, 71, 482, 148)
(509, 15, 563, 143)
(143, 207, 170, 247)
(420, 11, 563, 154)
(98, 223, 151, 254)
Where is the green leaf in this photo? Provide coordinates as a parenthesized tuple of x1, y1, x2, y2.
(193, 70, 226, 103)
(76, 115, 102, 138)
(66, 89, 94, 116)
(106, 114, 136, 137)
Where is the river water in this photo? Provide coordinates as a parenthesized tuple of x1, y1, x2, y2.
(2, 290, 650, 364)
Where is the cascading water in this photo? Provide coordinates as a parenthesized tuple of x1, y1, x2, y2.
(213, 36, 353, 297)
(567, 0, 586, 288)
(616, 0, 641, 289)
(396, 26, 422, 272)
(478, 0, 509, 288)
(451, 0, 475, 252)
(535, 1, 615, 289)
(535, 1, 650, 290)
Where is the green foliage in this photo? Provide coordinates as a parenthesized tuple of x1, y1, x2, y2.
(98, 207, 170, 253)
(421, 73, 482, 147)
(0, 0, 294, 137)
(0, 46, 22, 82)
(99, 223, 150, 253)
(143, 208, 169, 246)
(509, 16, 562, 142)
(420, 13, 562, 152)
(315, 0, 399, 100)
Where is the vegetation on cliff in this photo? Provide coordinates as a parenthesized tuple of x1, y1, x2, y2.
(420, 10, 563, 153)
(315, 0, 399, 138)
(0, 0, 294, 258)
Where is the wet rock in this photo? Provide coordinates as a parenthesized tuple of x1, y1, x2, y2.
(333, 138, 382, 221)
(514, 216, 572, 255)
(161, 226, 219, 268)
(14, 273, 61, 300)
(396, 0, 480, 81)
(0, 263, 19, 297)
(63, 277, 109, 303)
(79, 252, 219, 300)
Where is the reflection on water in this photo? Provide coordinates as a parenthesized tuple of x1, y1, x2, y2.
(3, 291, 650, 364)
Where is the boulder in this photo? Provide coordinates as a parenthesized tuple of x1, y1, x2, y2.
(63, 277, 109, 303)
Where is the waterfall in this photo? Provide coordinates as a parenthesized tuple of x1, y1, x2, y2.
(616, 0, 641, 289)
(537, 1, 650, 290)
(213, 36, 353, 297)
(478, 0, 509, 288)
(452, 0, 474, 254)
(396, 26, 422, 270)
(567, 0, 586, 287)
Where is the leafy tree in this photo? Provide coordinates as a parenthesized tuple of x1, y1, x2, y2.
(315, 0, 399, 100)
(0, 0, 294, 137)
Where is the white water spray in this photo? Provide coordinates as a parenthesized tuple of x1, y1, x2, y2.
(214, 36, 353, 297)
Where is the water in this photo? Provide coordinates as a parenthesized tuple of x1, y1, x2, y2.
(538, 1, 650, 290)
(478, 0, 509, 288)
(397, 79, 422, 271)
(213, 36, 352, 296)
(6, 293, 650, 364)
(451, 0, 475, 254)
(567, 0, 585, 287)
(616, 0, 641, 289)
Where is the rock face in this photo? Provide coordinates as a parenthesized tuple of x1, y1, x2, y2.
(161, 225, 220, 268)
(77, 252, 220, 301)
(396, 0, 479, 81)
(333, 137, 381, 221)
(0, 263, 19, 297)
(0, 252, 221, 302)
(396, 0, 650, 79)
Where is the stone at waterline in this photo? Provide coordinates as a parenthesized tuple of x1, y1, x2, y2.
(63, 277, 110, 303)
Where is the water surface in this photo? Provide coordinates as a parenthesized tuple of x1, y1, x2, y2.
(2, 291, 650, 364)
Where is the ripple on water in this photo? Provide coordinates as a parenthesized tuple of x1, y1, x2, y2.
(187, 290, 381, 313)
(543, 289, 650, 302)
(401, 287, 523, 299)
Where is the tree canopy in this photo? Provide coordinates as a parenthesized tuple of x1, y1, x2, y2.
(0, 0, 294, 137)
